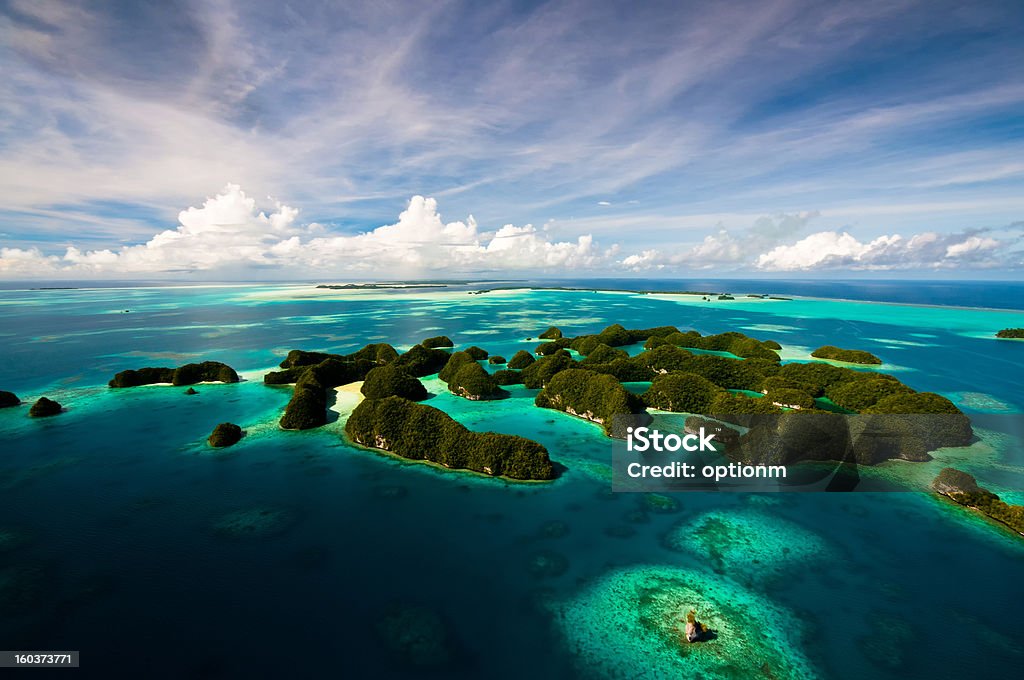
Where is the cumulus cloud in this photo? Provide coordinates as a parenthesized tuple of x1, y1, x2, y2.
(756, 229, 1019, 271)
(620, 212, 819, 270)
(0, 186, 609, 277)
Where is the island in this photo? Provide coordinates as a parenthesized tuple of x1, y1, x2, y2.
(507, 350, 536, 369)
(539, 326, 563, 339)
(933, 468, 1024, 536)
(28, 397, 62, 417)
(437, 350, 476, 382)
(394, 344, 451, 376)
(995, 328, 1024, 339)
(260, 323, 974, 475)
(208, 422, 243, 448)
(361, 364, 428, 401)
(421, 335, 454, 348)
(643, 373, 722, 413)
(0, 390, 19, 408)
(447, 362, 507, 400)
(810, 345, 882, 365)
(109, 361, 240, 387)
(534, 368, 648, 436)
(488, 355, 506, 365)
(345, 396, 555, 480)
(316, 283, 448, 290)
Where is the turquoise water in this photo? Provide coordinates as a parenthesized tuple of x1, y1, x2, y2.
(1, 283, 1023, 678)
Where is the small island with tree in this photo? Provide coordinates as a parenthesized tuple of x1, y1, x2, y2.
(995, 328, 1024, 339)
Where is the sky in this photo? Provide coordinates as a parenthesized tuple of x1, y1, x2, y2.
(0, 0, 1022, 280)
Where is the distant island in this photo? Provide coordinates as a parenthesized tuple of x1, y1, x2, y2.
(316, 283, 448, 290)
(465, 285, 794, 298)
(996, 328, 1024, 339)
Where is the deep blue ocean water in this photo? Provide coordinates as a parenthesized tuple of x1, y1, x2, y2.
(1, 280, 1022, 678)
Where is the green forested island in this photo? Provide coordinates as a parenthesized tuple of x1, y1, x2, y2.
(345, 396, 554, 480)
(996, 328, 1024, 339)
(208, 422, 243, 448)
(109, 361, 239, 387)
(97, 320, 976, 480)
(810, 345, 883, 365)
(933, 468, 1024, 535)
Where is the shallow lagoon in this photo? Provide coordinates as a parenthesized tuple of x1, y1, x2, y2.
(1, 282, 1023, 678)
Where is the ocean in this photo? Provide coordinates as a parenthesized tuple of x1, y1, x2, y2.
(1, 280, 1022, 678)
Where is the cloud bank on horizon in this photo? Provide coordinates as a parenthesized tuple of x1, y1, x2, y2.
(2, 185, 1019, 277)
(1, 0, 1022, 277)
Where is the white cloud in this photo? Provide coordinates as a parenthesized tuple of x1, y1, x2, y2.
(0, 186, 609, 277)
(620, 212, 819, 270)
(756, 229, 1018, 271)
(945, 235, 999, 258)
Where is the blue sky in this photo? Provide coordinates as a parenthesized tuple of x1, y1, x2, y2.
(0, 0, 1022, 278)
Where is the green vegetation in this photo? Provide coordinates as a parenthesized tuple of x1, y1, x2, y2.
(863, 391, 962, 414)
(263, 366, 311, 384)
(278, 343, 397, 430)
(109, 361, 239, 387)
(493, 369, 524, 385)
(582, 357, 655, 382)
(996, 328, 1024, 339)
(810, 345, 882, 365)
(361, 364, 428, 401)
(0, 391, 19, 408)
(827, 377, 912, 411)
(488, 356, 506, 365)
(566, 323, 679, 352)
(644, 330, 780, 361)
(438, 351, 477, 382)
(933, 468, 1024, 536)
(777, 362, 874, 396)
(345, 396, 554, 480)
(421, 335, 454, 348)
(765, 387, 815, 410)
(172, 361, 241, 386)
(643, 373, 723, 413)
(28, 397, 62, 417)
(208, 422, 243, 448)
(710, 393, 781, 417)
(535, 369, 647, 435)
(535, 338, 573, 355)
(279, 349, 334, 368)
(279, 343, 398, 369)
(395, 344, 451, 377)
(507, 350, 536, 369)
(448, 362, 508, 400)
(580, 343, 629, 365)
(266, 323, 970, 466)
(280, 359, 364, 430)
(522, 349, 577, 388)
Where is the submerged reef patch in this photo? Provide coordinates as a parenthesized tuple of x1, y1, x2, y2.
(212, 507, 297, 538)
(663, 508, 834, 584)
(546, 564, 818, 679)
